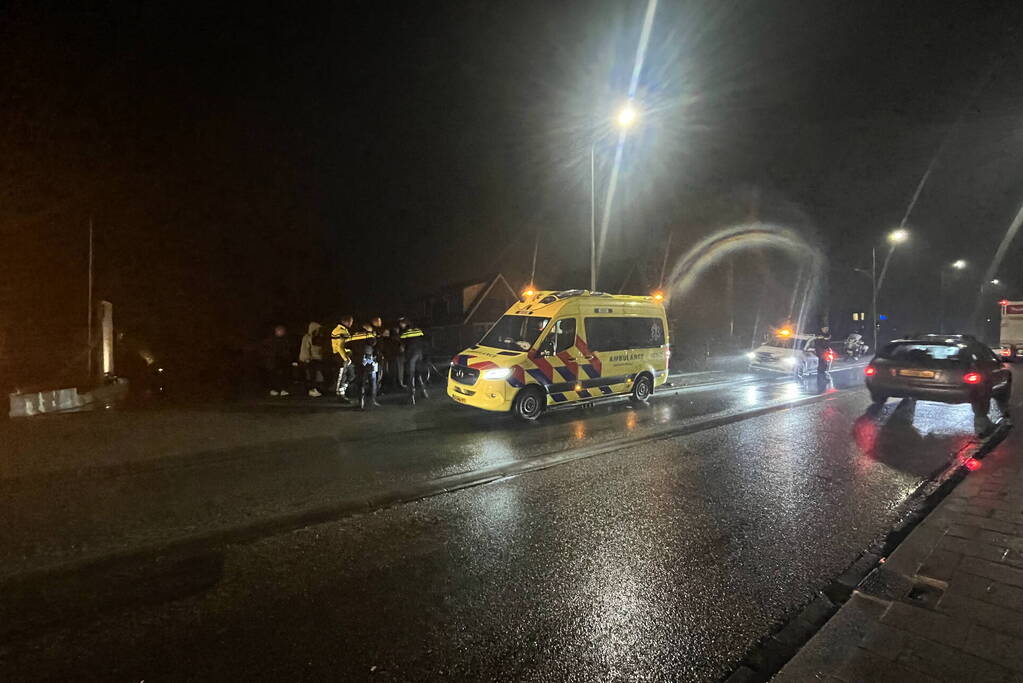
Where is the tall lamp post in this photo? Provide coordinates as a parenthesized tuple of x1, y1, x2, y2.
(590, 101, 638, 291)
(939, 259, 967, 333)
(870, 228, 909, 353)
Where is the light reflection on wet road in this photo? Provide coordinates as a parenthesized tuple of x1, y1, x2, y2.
(1, 365, 1006, 682)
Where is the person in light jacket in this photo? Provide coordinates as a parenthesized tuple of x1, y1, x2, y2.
(299, 322, 326, 397)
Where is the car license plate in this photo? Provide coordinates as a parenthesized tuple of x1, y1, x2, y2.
(454, 395, 466, 403)
(898, 369, 935, 378)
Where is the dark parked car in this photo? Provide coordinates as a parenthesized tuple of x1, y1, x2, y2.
(864, 334, 1011, 434)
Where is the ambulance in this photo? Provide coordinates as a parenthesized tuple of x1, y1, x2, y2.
(446, 289, 670, 420)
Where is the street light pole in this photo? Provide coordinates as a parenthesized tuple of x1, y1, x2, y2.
(871, 246, 878, 353)
(939, 269, 947, 334)
(939, 259, 966, 334)
(590, 143, 596, 291)
(588, 101, 638, 293)
(872, 228, 909, 350)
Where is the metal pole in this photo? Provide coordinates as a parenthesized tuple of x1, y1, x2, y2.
(590, 143, 596, 291)
(871, 246, 878, 353)
(939, 269, 946, 334)
(876, 243, 897, 293)
(87, 217, 94, 379)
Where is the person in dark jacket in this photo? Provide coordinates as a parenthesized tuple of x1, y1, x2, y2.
(399, 318, 429, 405)
(351, 322, 380, 409)
(264, 324, 293, 397)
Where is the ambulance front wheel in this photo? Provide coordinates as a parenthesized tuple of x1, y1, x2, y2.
(512, 386, 545, 421)
(631, 373, 653, 405)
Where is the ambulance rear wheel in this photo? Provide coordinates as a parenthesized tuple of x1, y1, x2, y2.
(512, 387, 545, 421)
(631, 373, 653, 405)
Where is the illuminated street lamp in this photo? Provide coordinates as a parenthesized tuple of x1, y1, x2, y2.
(616, 102, 638, 128)
(887, 228, 909, 245)
(870, 229, 910, 351)
(940, 260, 968, 333)
(590, 101, 640, 291)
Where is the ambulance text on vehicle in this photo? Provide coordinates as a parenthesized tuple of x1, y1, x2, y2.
(446, 289, 670, 420)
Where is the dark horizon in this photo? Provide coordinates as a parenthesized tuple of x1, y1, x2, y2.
(4, 0, 1023, 375)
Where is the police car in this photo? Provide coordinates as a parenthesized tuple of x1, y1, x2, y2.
(747, 329, 821, 378)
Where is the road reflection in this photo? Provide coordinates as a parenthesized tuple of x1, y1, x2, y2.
(851, 398, 975, 477)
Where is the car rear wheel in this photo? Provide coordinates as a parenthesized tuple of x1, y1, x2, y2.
(512, 386, 545, 421)
(631, 373, 653, 404)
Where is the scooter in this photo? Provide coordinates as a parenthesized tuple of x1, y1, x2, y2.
(844, 335, 869, 361)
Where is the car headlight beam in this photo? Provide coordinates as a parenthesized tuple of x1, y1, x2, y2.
(482, 367, 513, 380)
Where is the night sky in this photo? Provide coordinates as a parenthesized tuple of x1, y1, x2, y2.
(3, 0, 1023, 375)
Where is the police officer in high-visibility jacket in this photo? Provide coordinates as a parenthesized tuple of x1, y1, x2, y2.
(331, 315, 357, 401)
(399, 318, 429, 405)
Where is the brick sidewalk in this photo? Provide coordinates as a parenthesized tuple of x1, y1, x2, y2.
(777, 420, 1023, 682)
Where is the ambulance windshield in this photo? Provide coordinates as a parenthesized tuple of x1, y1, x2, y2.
(480, 315, 550, 351)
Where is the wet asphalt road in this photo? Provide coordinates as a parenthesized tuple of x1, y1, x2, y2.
(1, 363, 996, 681)
(3, 366, 864, 579)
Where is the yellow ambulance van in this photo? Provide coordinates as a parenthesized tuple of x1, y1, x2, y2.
(446, 289, 670, 420)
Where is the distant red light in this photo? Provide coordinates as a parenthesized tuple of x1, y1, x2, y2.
(999, 299, 1010, 306)
(824, 350, 836, 362)
(864, 365, 877, 376)
(1000, 348, 1012, 357)
(964, 458, 981, 471)
(963, 372, 983, 384)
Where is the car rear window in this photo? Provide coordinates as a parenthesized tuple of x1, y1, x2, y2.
(878, 343, 969, 362)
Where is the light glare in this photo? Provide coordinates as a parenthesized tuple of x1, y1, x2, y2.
(616, 103, 637, 128)
(887, 228, 909, 244)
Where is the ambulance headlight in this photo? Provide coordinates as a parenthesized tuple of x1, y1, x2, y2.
(783, 356, 797, 367)
(482, 368, 513, 380)
(746, 352, 756, 360)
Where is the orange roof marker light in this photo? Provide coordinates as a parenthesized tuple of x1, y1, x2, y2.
(777, 327, 793, 337)
(521, 286, 537, 300)
(651, 291, 665, 302)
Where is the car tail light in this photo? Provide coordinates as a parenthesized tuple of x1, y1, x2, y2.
(963, 372, 982, 384)
(864, 365, 877, 377)
(824, 350, 836, 362)
(1000, 348, 1011, 357)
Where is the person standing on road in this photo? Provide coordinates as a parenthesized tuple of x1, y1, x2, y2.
(331, 315, 356, 402)
(807, 328, 832, 378)
(299, 322, 326, 397)
(351, 322, 381, 410)
(369, 316, 389, 391)
(392, 319, 408, 389)
(264, 324, 293, 397)
(378, 326, 403, 393)
(399, 318, 429, 405)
